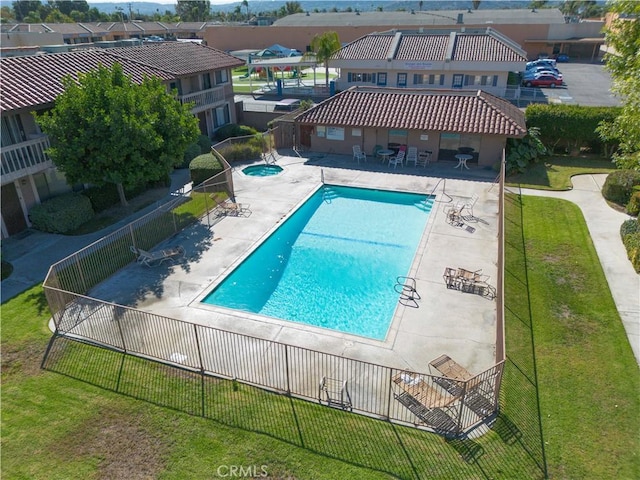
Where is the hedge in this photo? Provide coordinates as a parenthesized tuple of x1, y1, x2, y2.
(29, 192, 94, 234)
(525, 104, 621, 154)
(190, 153, 224, 186)
(602, 170, 640, 206)
(620, 219, 640, 273)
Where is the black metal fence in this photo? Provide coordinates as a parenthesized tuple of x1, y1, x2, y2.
(42, 149, 507, 438)
(43, 287, 503, 436)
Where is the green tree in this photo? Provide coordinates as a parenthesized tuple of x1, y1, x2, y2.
(48, 1, 89, 16)
(176, 0, 210, 21)
(310, 31, 341, 88)
(12, 1, 42, 21)
(37, 64, 200, 206)
(472, 1, 481, 10)
(599, 0, 640, 169)
(242, 0, 249, 20)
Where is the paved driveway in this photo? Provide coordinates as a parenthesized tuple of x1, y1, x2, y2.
(544, 62, 621, 107)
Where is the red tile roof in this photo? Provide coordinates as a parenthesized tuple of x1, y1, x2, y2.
(295, 87, 527, 137)
(0, 50, 173, 112)
(1, 43, 244, 112)
(333, 31, 527, 63)
(108, 42, 244, 76)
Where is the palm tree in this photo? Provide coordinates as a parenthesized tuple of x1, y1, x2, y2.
(242, 0, 249, 20)
(310, 31, 341, 88)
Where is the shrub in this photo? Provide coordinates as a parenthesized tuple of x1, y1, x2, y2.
(626, 191, 640, 216)
(620, 218, 640, 237)
(505, 127, 548, 175)
(197, 134, 212, 154)
(602, 170, 640, 206)
(30, 192, 94, 234)
(181, 142, 202, 169)
(214, 124, 259, 141)
(190, 153, 223, 186)
(216, 141, 263, 162)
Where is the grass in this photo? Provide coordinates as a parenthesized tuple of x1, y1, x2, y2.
(2, 193, 638, 479)
(506, 155, 616, 190)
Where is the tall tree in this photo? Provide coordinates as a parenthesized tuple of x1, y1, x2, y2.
(242, 0, 249, 20)
(12, 1, 42, 21)
(599, 0, 640, 169)
(309, 31, 341, 88)
(176, 0, 210, 21)
(37, 64, 200, 205)
(48, 1, 89, 16)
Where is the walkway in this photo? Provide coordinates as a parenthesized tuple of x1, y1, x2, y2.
(508, 174, 640, 365)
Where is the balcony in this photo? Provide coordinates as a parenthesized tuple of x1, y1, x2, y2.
(180, 85, 227, 113)
(1, 135, 52, 185)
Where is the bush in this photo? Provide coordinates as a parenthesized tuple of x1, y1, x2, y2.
(620, 218, 640, 237)
(197, 134, 212, 154)
(620, 218, 640, 273)
(602, 170, 640, 206)
(214, 124, 259, 141)
(181, 142, 202, 169)
(82, 180, 162, 212)
(30, 192, 94, 234)
(190, 153, 223, 186)
(216, 141, 263, 162)
(626, 190, 640, 216)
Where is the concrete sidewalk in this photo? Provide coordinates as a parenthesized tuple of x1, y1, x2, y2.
(508, 174, 640, 365)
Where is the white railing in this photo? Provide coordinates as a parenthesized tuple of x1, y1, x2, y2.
(1, 135, 52, 183)
(180, 86, 226, 112)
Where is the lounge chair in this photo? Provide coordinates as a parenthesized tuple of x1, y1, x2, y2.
(130, 245, 185, 267)
(460, 194, 479, 218)
(352, 145, 367, 164)
(211, 194, 250, 217)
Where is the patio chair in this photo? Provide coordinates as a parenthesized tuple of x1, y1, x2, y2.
(372, 144, 383, 159)
(417, 150, 432, 168)
(406, 147, 418, 167)
(211, 194, 250, 217)
(352, 145, 367, 164)
(130, 245, 185, 267)
(460, 194, 479, 218)
(389, 150, 405, 169)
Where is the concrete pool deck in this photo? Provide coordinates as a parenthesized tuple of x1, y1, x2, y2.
(88, 153, 502, 377)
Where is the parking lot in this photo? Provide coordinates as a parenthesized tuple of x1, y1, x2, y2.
(521, 61, 621, 107)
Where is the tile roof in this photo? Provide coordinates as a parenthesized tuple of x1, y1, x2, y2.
(0, 43, 244, 112)
(107, 42, 244, 76)
(333, 31, 527, 63)
(0, 50, 173, 112)
(295, 87, 527, 137)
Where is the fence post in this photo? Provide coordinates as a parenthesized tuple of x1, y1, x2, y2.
(456, 381, 467, 436)
(285, 344, 291, 395)
(114, 306, 127, 353)
(193, 324, 206, 417)
(386, 368, 394, 421)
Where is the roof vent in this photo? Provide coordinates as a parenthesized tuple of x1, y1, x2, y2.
(457, 13, 463, 24)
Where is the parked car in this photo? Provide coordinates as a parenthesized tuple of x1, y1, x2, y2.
(526, 59, 557, 70)
(524, 65, 561, 77)
(554, 53, 570, 63)
(144, 35, 164, 42)
(522, 73, 564, 88)
(274, 98, 301, 111)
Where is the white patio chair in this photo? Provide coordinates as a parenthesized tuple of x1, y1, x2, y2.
(406, 147, 418, 167)
(352, 145, 366, 164)
(388, 150, 405, 169)
(461, 194, 479, 217)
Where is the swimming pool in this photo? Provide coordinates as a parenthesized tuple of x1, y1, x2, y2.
(242, 164, 283, 177)
(202, 185, 433, 340)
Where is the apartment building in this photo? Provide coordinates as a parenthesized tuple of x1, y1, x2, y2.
(0, 42, 243, 238)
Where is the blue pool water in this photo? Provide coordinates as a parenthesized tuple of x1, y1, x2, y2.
(242, 164, 283, 177)
(202, 185, 433, 340)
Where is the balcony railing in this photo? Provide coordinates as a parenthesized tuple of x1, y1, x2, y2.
(180, 85, 227, 113)
(1, 135, 52, 184)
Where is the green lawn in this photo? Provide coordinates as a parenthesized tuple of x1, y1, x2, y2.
(1, 193, 638, 479)
(506, 155, 616, 190)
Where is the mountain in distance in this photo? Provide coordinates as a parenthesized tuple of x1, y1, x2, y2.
(83, 1, 554, 16)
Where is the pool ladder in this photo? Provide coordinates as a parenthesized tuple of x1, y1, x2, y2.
(395, 276, 420, 308)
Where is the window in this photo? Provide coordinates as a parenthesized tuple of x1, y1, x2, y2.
(169, 80, 182, 95)
(326, 126, 344, 141)
(397, 73, 407, 87)
(348, 72, 376, 83)
(352, 128, 362, 137)
(414, 74, 444, 86)
(377, 73, 387, 86)
(202, 72, 212, 90)
(452, 74, 463, 89)
(1, 116, 26, 147)
(213, 104, 230, 128)
(214, 69, 229, 84)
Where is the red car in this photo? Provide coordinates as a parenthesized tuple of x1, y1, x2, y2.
(522, 73, 563, 88)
